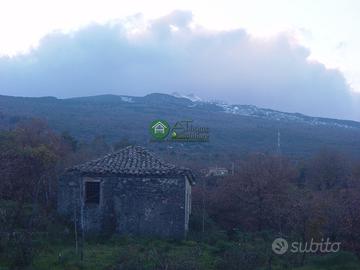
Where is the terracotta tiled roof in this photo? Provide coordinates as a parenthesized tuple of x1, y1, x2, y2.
(68, 146, 195, 183)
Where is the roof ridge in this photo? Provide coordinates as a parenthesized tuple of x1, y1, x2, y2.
(69, 145, 178, 175)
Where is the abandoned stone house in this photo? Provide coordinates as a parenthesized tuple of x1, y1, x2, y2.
(58, 146, 195, 239)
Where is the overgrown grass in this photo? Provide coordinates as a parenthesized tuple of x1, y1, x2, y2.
(6, 237, 360, 270)
(294, 252, 360, 270)
(1, 233, 360, 270)
(25, 236, 217, 270)
(32, 243, 121, 270)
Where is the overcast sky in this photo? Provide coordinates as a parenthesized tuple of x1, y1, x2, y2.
(0, 0, 359, 120)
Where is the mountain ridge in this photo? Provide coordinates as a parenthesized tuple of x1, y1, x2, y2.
(1, 93, 360, 159)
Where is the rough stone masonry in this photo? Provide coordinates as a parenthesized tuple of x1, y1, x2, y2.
(58, 146, 194, 239)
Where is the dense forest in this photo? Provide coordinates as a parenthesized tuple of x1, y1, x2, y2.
(1, 118, 360, 270)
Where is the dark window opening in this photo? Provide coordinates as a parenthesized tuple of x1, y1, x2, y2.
(85, 181, 100, 204)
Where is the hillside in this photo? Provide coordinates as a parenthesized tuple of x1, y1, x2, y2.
(1, 93, 360, 159)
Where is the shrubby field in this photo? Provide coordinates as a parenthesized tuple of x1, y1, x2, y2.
(0, 114, 360, 269)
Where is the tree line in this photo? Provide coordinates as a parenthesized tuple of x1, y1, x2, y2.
(191, 150, 360, 267)
(0, 119, 360, 269)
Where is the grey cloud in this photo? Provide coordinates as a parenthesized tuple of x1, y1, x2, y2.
(0, 10, 358, 120)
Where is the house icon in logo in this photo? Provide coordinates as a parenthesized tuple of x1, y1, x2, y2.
(150, 120, 170, 140)
(152, 121, 167, 134)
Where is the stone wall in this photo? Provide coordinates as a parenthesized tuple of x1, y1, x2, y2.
(58, 173, 190, 239)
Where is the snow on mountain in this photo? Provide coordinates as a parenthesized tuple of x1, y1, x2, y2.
(120, 96, 133, 103)
(216, 102, 359, 129)
(160, 93, 359, 129)
(171, 92, 202, 102)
